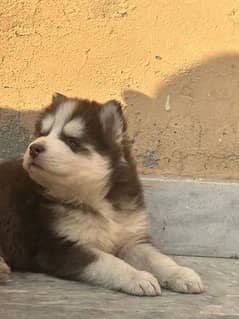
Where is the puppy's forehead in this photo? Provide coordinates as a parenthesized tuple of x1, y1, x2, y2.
(41, 100, 84, 136)
(51, 100, 78, 135)
(63, 117, 85, 138)
(41, 113, 54, 133)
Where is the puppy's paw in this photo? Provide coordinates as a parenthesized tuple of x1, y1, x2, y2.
(163, 267, 205, 294)
(124, 270, 161, 296)
(0, 257, 10, 283)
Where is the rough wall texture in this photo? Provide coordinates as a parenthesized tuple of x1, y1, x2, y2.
(1, 0, 239, 178)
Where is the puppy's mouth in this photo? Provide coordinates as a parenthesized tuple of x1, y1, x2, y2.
(28, 160, 44, 170)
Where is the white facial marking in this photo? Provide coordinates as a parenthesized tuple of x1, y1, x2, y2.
(50, 100, 77, 136)
(63, 118, 85, 138)
(41, 114, 54, 134)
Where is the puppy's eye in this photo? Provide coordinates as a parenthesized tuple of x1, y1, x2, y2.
(65, 137, 79, 149)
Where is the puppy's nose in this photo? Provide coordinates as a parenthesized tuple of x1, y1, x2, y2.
(29, 143, 45, 159)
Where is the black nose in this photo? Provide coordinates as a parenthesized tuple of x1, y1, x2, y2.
(29, 143, 45, 159)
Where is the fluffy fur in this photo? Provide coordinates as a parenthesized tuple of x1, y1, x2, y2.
(0, 94, 204, 295)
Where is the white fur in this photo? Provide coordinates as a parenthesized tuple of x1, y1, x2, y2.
(41, 114, 54, 134)
(53, 201, 147, 254)
(81, 249, 161, 296)
(24, 140, 111, 205)
(53, 205, 117, 253)
(51, 100, 77, 136)
(162, 266, 204, 293)
(63, 118, 85, 138)
(41, 101, 77, 136)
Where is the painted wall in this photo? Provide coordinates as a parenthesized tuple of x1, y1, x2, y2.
(1, 0, 239, 179)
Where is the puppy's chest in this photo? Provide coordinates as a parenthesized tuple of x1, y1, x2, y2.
(52, 204, 143, 253)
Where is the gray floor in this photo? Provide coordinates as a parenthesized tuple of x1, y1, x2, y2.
(1, 256, 239, 319)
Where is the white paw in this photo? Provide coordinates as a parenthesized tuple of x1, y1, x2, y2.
(163, 267, 205, 294)
(0, 257, 10, 283)
(124, 270, 161, 296)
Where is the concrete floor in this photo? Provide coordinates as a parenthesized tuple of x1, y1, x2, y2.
(0, 256, 238, 319)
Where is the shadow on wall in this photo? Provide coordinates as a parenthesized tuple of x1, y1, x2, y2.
(1, 53, 239, 179)
(0, 108, 38, 159)
(123, 54, 239, 179)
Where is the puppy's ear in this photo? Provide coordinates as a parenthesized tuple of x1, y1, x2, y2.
(100, 100, 126, 144)
(52, 92, 67, 103)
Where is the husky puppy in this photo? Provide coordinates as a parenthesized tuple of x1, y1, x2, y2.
(0, 94, 204, 296)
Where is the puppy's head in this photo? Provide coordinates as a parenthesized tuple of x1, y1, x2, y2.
(23, 94, 128, 204)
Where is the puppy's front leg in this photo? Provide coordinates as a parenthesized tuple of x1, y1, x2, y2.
(37, 243, 160, 296)
(119, 243, 205, 294)
(81, 249, 161, 296)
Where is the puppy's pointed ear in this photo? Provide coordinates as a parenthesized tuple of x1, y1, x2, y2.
(52, 92, 67, 103)
(100, 100, 126, 144)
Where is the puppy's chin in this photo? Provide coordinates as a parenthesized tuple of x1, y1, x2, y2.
(23, 159, 43, 173)
(23, 159, 49, 188)
(23, 152, 57, 190)
(22, 158, 106, 204)
(23, 153, 43, 177)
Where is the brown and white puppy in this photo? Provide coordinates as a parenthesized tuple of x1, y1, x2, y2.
(0, 94, 204, 296)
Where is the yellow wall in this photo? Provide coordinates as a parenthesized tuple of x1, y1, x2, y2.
(1, 0, 239, 178)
